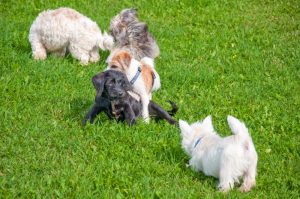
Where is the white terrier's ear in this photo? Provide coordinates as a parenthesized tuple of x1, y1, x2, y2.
(202, 115, 214, 131)
(179, 120, 191, 132)
(227, 115, 239, 125)
(227, 115, 248, 135)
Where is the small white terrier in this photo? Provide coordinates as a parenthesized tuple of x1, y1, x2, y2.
(179, 115, 258, 192)
(29, 7, 114, 65)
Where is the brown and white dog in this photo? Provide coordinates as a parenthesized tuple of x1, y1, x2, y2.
(106, 50, 161, 122)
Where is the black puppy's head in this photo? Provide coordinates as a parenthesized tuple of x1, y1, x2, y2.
(92, 70, 132, 101)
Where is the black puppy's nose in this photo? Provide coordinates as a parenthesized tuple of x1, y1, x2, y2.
(118, 92, 124, 97)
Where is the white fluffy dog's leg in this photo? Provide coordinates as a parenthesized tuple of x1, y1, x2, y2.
(140, 94, 150, 123)
(89, 48, 100, 63)
(52, 47, 66, 57)
(69, 44, 90, 65)
(240, 162, 257, 192)
(30, 36, 47, 60)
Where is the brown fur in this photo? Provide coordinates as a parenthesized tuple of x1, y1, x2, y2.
(110, 50, 132, 72)
(140, 63, 154, 93)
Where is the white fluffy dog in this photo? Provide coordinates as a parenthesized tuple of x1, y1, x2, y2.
(29, 7, 114, 65)
(179, 115, 258, 192)
(107, 49, 161, 122)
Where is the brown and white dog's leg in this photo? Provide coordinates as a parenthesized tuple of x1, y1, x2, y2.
(140, 94, 150, 123)
(149, 93, 152, 100)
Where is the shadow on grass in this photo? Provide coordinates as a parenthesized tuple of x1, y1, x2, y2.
(65, 97, 93, 124)
(155, 144, 218, 187)
(62, 49, 110, 66)
(65, 97, 116, 126)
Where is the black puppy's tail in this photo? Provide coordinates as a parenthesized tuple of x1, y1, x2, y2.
(149, 101, 178, 125)
(167, 100, 178, 116)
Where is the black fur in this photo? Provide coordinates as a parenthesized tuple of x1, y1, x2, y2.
(82, 70, 177, 126)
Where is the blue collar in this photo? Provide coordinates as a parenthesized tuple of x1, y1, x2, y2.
(130, 67, 142, 84)
(194, 138, 202, 148)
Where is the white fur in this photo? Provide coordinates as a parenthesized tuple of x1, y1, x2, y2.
(127, 58, 158, 122)
(179, 115, 258, 192)
(101, 32, 114, 51)
(29, 7, 114, 65)
(140, 57, 154, 68)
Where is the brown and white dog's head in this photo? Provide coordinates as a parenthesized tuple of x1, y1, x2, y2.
(108, 50, 132, 72)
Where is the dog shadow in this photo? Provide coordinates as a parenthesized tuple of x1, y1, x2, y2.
(64, 97, 93, 125)
(65, 97, 115, 126)
(62, 50, 110, 66)
(155, 144, 217, 186)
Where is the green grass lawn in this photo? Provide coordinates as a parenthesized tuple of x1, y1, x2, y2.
(0, 0, 299, 198)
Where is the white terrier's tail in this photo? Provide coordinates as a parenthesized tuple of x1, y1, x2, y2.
(227, 115, 258, 191)
(99, 32, 114, 51)
(227, 115, 250, 139)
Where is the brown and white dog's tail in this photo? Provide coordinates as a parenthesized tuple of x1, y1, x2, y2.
(151, 69, 161, 91)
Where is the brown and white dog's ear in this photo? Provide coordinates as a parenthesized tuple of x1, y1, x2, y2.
(92, 73, 106, 99)
(109, 50, 132, 71)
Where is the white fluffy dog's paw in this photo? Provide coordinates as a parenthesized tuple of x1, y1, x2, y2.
(80, 60, 89, 65)
(33, 51, 47, 60)
(89, 55, 100, 63)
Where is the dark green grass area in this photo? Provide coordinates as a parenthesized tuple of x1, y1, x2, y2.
(0, 0, 299, 198)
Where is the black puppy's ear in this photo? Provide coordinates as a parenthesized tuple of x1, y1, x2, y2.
(92, 73, 106, 97)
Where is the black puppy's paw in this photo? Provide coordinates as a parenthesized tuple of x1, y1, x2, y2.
(127, 118, 136, 126)
(82, 117, 91, 126)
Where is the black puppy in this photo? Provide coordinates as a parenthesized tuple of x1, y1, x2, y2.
(82, 70, 178, 126)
